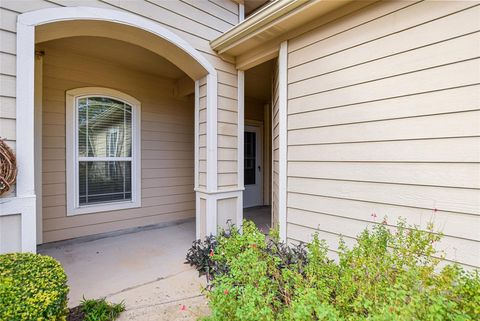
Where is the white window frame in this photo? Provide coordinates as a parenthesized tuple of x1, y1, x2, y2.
(66, 87, 141, 216)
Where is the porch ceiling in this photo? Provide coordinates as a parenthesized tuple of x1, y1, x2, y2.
(245, 59, 274, 101)
(38, 36, 187, 80)
(34, 18, 212, 80)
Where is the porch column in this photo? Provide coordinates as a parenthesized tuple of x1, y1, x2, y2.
(194, 72, 243, 239)
(0, 21, 37, 253)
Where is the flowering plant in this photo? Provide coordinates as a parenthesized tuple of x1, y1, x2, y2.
(188, 220, 479, 321)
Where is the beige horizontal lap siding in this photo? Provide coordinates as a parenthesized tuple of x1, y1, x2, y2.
(0, 1, 56, 151)
(271, 59, 279, 228)
(41, 46, 196, 242)
(0, 40, 16, 144)
(286, 0, 480, 268)
(199, 79, 207, 188)
(0, 20, 16, 175)
(0, 0, 239, 181)
(218, 78, 238, 190)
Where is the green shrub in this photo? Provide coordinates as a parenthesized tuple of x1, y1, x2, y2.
(195, 220, 479, 321)
(186, 223, 308, 283)
(0, 252, 69, 321)
(80, 297, 125, 321)
(186, 234, 229, 282)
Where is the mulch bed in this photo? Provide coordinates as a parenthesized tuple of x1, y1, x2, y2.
(67, 306, 85, 321)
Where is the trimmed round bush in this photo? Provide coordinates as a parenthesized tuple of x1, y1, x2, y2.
(0, 253, 69, 321)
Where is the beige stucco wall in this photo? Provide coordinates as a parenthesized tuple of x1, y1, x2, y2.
(40, 44, 196, 242)
(285, 0, 480, 268)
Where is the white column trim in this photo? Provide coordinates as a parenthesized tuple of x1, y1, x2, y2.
(18, 7, 216, 77)
(278, 41, 288, 241)
(0, 196, 36, 252)
(34, 53, 43, 244)
(195, 193, 201, 239)
(206, 195, 217, 236)
(236, 191, 243, 228)
(206, 73, 218, 192)
(194, 80, 200, 189)
(195, 187, 244, 194)
(16, 22, 36, 198)
(237, 70, 245, 190)
(239, 3, 245, 22)
(194, 80, 201, 239)
(14, 21, 37, 252)
(196, 189, 243, 237)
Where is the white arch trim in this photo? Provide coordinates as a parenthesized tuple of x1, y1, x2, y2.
(15, 6, 220, 249)
(18, 6, 216, 76)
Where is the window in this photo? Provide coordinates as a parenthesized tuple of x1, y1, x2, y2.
(244, 131, 256, 185)
(66, 88, 141, 215)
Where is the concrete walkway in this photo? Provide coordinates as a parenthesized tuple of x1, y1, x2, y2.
(38, 208, 271, 320)
(39, 220, 209, 320)
(245, 206, 271, 234)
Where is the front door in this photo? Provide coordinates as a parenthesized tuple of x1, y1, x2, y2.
(243, 125, 263, 208)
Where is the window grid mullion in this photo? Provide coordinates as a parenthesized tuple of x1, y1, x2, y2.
(123, 103, 126, 200)
(85, 98, 89, 204)
(78, 157, 132, 162)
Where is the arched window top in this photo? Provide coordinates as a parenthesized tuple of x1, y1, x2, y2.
(67, 87, 141, 107)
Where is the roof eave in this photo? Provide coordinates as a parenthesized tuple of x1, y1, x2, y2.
(211, 0, 353, 57)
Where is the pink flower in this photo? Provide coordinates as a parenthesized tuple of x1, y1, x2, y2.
(224, 289, 229, 295)
(180, 305, 187, 311)
(371, 213, 377, 220)
(209, 249, 214, 257)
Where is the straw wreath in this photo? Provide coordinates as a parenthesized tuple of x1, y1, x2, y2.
(0, 138, 17, 196)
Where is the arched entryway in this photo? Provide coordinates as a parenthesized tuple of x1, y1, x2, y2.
(15, 7, 219, 249)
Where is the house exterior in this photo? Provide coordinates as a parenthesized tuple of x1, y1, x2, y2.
(0, 0, 478, 269)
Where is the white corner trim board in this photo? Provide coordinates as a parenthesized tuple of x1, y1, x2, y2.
(237, 70, 245, 189)
(239, 3, 245, 22)
(206, 74, 219, 192)
(196, 189, 243, 237)
(65, 87, 142, 216)
(194, 80, 200, 189)
(0, 196, 36, 252)
(34, 54, 43, 244)
(278, 41, 288, 241)
(15, 22, 36, 198)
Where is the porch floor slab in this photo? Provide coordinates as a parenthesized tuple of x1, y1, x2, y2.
(245, 206, 271, 234)
(38, 220, 206, 316)
(37, 207, 271, 320)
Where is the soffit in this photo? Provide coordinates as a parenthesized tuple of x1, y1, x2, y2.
(211, 0, 352, 57)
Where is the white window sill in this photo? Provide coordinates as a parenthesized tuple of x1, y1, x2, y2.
(67, 200, 141, 216)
